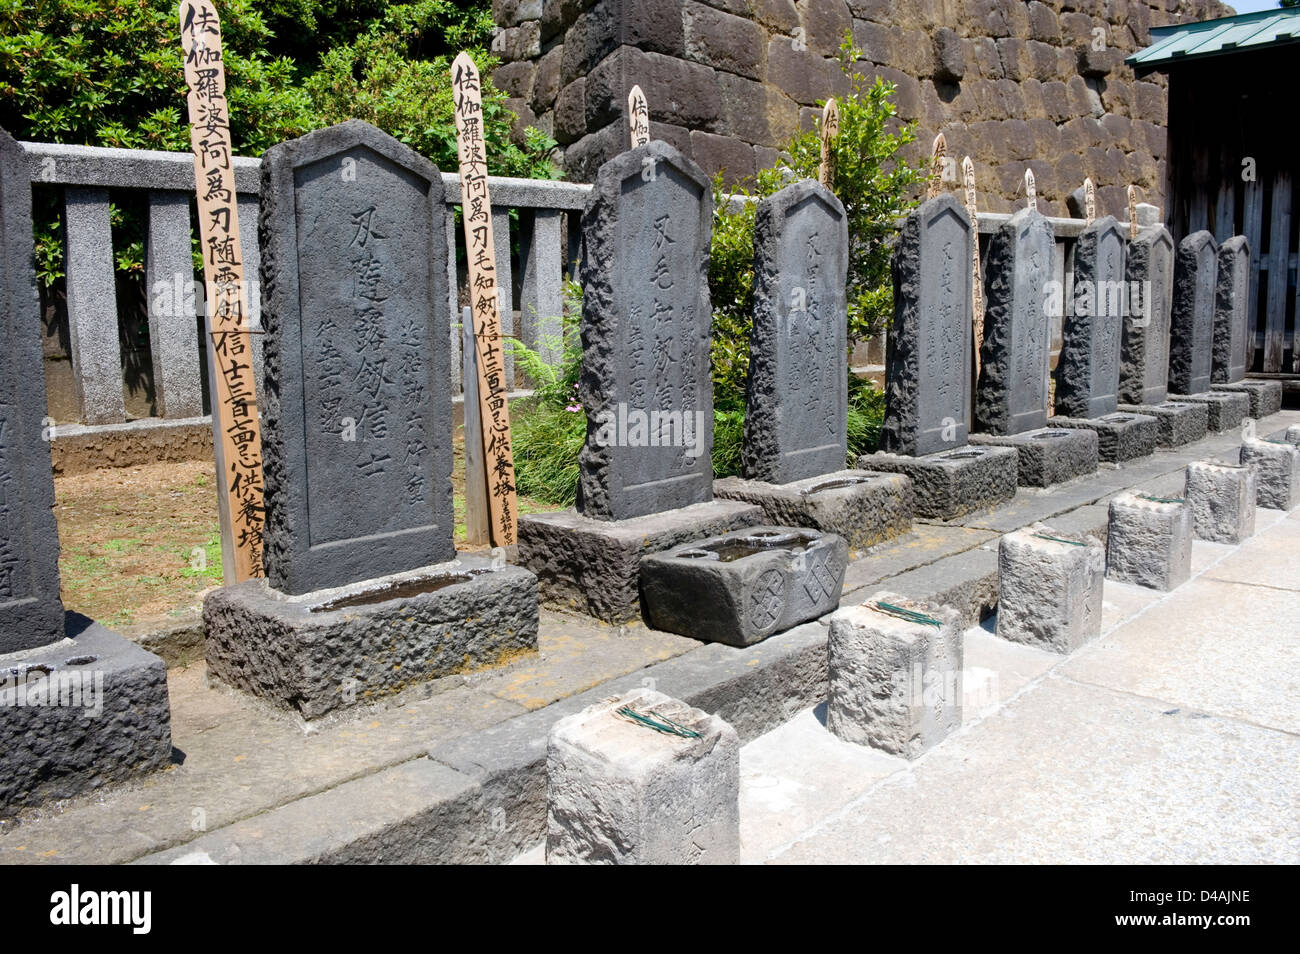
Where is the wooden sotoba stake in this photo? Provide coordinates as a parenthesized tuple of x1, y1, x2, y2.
(1024, 168, 1037, 212)
(819, 99, 839, 189)
(1083, 176, 1096, 225)
(179, 0, 264, 582)
(927, 132, 947, 199)
(451, 52, 519, 548)
(628, 85, 650, 149)
(962, 156, 985, 380)
(1127, 185, 1139, 239)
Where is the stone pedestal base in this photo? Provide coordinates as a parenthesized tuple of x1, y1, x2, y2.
(996, 525, 1105, 653)
(1213, 379, 1283, 420)
(859, 445, 1018, 519)
(969, 427, 1098, 487)
(546, 689, 739, 865)
(1116, 400, 1209, 447)
(640, 526, 848, 646)
(1185, 460, 1256, 544)
(1048, 411, 1159, 462)
(826, 591, 962, 759)
(518, 499, 761, 624)
(1106, 493, 1192, 591)
(1240, 438, 1300, 510)
(1, 617, 172, 814)
(1169, 391, 1249, 433)
(204, 556, 539, 719)
(1286, 425, 1300, 446)
(712, 469, 912, 550)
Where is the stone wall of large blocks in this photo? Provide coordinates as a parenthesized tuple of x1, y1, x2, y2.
(491, 0, 1231, 218)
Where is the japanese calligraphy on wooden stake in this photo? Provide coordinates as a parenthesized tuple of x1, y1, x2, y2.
(927, 132, 946, 199)
(452, 52, 518, 547)
(962, 156, 985, 379)
(1083, 177, 1096, 225)
(179, 0, 264, 582)
(628, 85, 650, 149)
(1024, 168, 1037, 211)
(1127, 185, 1138, 239)
(819, 99, 839, 189)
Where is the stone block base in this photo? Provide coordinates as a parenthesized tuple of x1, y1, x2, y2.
(1286, 424, 1300, 446)
(1116, 400, 1209, 447)
(1048, 411, 1159, 462)
(826, 591, 962, 758)
(858, 444, 1018, 520)
(546, 689, 739, 865)
(1, 618, 172, 814)
(640, 526, 848, 646)
(712, 469, 912, 550)
(1169, 391, 1249, 433)
(518, 499, 761, 624)
(1106, 492, 1192, 591)
(969, 426, 1098, 487)
(1212, 379, 1283, 420)
(204, 556, 539, 719)
(1185, 460, 1256, 544)
(996, 525, 1104, 653)
(1239, 438, 1300, 510)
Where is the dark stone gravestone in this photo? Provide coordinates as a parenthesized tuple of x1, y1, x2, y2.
(1166, 230, 1247, 432)
(1116, 225, 1209, 446)
(1047, 216, 1158, 462)
(968, 208, 1097, 486)
(712, 179, 912, 549)
(518, 140, 760, 624)
(0, 126, 171, 813)
(203, 121, 537, 718)
(858, 195, 1018, 517)
(1210, 236, 1282, 418)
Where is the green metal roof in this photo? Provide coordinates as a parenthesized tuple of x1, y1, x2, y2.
(1127, 8, 1300, 74)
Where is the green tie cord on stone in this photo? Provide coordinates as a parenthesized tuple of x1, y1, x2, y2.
(1137, 493, 1184, 504)
(614, 705, 701, 739)
(867, 600, 941, 628)
(1032, 532, 1086, 547)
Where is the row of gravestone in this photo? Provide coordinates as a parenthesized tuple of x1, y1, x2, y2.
(0, 120, 1283, 816)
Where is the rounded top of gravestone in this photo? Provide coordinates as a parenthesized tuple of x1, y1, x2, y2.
(587, 138, 710, 211)
(1066, 185, 1086, 219)
(1178, 229, 1219, 256)
(761, 177, 846, 221)
(260, 119, 443, 189)
(912, 191, 971, 231)
(1003, 203, 1052, 235)
(1081, 214, 1123, 241)
(1218, 234, 1249, 261)
(1129, 222, 1173, 251)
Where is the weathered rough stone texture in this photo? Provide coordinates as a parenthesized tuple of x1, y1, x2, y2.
(861, 444, 1018, 520)
(204, 557, 539, 720)
(0, 621, 172, 815)
(1105, 492, 1192, 592)
(1167, 389, 1248, 433)
(713, 469, 912, 550)
(0, 126, 65, 653)
(996, 524, 1105, 653)
(1211, 380, 1282, 420)
(826, 592, 963, 759)
(880, 194, 973, 457)
(1047, 411, 1158, 463)
(969, 426, 1098, 487)
(1239, 438, 1300, 511)
(640, 526, 848, 646)
(1184, 460, 1256, 545)
(1115, 399, 1208, 448)
(1286, 425, 1300, 446)
(1168, 230, 1218, 396)
(518, 499, 762, 623)
(1055, 216, 1126, 418)
(492, 1, 1229, 213)
(546, 689, 739, 865)
(976, 207, 1055, 436)
(1212, 235, 1250, 385)
(742, 179, 849, 483)
(259, 120, 454, 595)
(576, 140, 715, 520)
(1119, 225, 1175, 406)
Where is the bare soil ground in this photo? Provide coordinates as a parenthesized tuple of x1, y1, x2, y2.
(53, 432, 560, 632)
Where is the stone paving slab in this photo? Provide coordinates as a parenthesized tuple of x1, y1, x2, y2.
(839, 525, 997, 595)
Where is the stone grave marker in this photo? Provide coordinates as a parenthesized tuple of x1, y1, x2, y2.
(1167, 230, 1248, 431)
(257, 119, 455, 596)
(203, 120, 537, 718)
(1210, 236, 1282, 418)
(576, 139, 715, 521)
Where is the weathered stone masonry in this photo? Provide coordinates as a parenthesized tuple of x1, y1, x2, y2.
(492, 0, 1230, 218)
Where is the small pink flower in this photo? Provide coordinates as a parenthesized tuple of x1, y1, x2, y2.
(565, 404, 583, 412)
